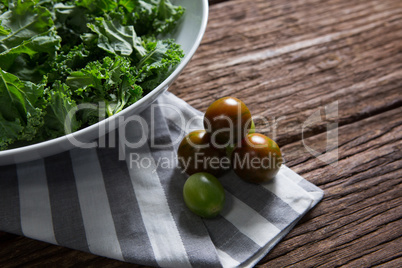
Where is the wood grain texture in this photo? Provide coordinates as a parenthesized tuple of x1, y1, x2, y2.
(174, 0, 402, 146)
(1, 0, 401, 267)
(259, 107, 402, 267)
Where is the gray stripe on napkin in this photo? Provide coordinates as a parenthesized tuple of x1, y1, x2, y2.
(205, 216, 261, 263)
(17, 159, 57, 244)
(166, 119, 186, 152)
(0, 164, 22, 235)
(219, 172, 300, 229)
(96, 141, 158, 267)
(123, 118, 192, 268)
(158, 91, 204, 132)
(145, 104, 223, 267)
(45, 152, 89, 252)
(70, 148, 124, 261)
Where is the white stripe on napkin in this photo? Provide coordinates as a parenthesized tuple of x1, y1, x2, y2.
(70, 148, 124, 261)
(123, 123, 192, 268)
(221, 191, 281, 247)
(263, 167, 314, 214)
(281, 165, 304, 183)
(216, 248, 241, 268)
(17, 159, 57, 244)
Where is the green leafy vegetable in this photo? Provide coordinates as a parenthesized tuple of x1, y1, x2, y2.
(0, 69, 44, 149)
(137, 37, 184, 91)
(76, 0, 118, 15)
(0, 0, 184, 150)
(66, 55, 142, 117)
(41, 81, 81, 139)
(87, 17, 147, 57)
(0, 1, 60, 71)
(0, 21, 10, 35)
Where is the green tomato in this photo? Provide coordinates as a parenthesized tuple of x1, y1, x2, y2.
(183, 172, 225, 218)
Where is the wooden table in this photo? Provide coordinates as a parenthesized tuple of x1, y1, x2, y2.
(1, 0, 401, 266)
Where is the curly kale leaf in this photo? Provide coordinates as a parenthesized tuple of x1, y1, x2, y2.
(0, 0, 8, 13)
(76, 0, 118, 15)
(118, 0, 184, 36)
(137, 38, 184, 92)
(53, 3, 89, 49)
(154, 0, 185, 34)
(66, 55, 142, 118)
(0, 69, 44, 149)
(87, 17, 147, 58)
(41, 81, 81, 139)
(0, 21, 10, 36)
(0, 0, 61, 82)
(47, 44, 91, 83)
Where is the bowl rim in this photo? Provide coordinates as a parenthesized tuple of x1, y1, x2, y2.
(0, 0, 209, 164)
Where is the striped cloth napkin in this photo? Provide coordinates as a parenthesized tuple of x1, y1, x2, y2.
(0, 92, 323, 268)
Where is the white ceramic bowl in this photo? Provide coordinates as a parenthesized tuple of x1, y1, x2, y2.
(0, 0, 208, 166)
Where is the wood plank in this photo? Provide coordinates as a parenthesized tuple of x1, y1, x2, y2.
(344, 236, 402, 267)
(373, 257, 402, 268)
(171, 0, 402, 146)
(258, 107, 402, 267)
